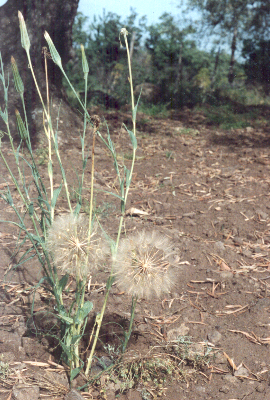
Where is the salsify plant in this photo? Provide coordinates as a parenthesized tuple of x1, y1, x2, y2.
(0, 12, 176, 385)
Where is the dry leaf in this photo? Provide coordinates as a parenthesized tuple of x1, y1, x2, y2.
(126, 207, 149, 216)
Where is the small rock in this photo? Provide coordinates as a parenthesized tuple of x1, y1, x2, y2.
(256, 383, 265, 393)
(242, 249, 252, 257)
(214, 241, 226, 253)
(137, 323, 148, 333)
(97, 356, 113, 369)
(27, 291, 41, 304)
(65, 389, 85, 400)
(182, 212, 196, 218)
(233, 237, 243, 246)
(256, 209, 268, 220)
(219, 385, 230, 393)
(13, 385, 39, 400)
(207, 330, 222, 344)
(214, 352, 227, 365)
(44, 371, 69, 388)
(0, 330, 21, 352)
(167, 323, 190, 340)
(235, 366, 249, 377)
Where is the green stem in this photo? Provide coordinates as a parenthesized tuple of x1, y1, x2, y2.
(122, 296, 137, 353)
(85, 275, 113, 376)
(24, 50, 72, 213)
(85, 29, 138, 376)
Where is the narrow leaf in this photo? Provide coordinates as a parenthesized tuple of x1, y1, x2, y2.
(28, 202, 34, 216)
(58, 314, 73, 325)
(70, 367, 82, 381)
(123, 124, 137, 149)
(71, 335, 82, 345)
(58, 274, 69, 293)
(132, 88, 142, 122)
(51, 185, 62, 209)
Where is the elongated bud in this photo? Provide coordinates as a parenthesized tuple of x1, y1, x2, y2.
(44, 31, 62, 68)
(81, 44, 89, 78)
(11, 57, 24, 95)
(15, 109, 28, 140)
(18, 11, 30, 53)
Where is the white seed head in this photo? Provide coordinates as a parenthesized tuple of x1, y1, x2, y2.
(46, 213, 106, 278)
(114, 230, 175, 299)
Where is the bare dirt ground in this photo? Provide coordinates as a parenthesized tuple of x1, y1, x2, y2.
(1, 106, 270, 399)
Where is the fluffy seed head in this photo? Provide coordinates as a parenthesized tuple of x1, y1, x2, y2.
(46, 213, 105, 278)
(114, 230, 175, 299)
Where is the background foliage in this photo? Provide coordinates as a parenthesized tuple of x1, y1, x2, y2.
(65, 3, 270, 111)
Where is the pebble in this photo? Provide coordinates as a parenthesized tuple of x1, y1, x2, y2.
(234, 366, 249, 377)
(242, 249, 252, 257)
(219, 385, 230, 393)
(256, 383, 265, 393)
(233, 236, 243, 246)
(65, 389, 85, 400)
(214, 352, 227, 365)
(207, 330, 222, 344)
(256, 209, 268, 220)
(214, 241, 226, 254)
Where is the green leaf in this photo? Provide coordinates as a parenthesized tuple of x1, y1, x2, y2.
(0, 108, 8, 124)
(74, 301, 93, 324)
(70, 334, 82, 345)
(70, 366, 82, 381)
(132, 88, 142, 123)
(44, 31, 62, 68)
(60, 341, 72, 360)
(28, 202, 34, 216)
(58, 314, 73, 325)
(124, 166, 131, 182)
(58, 274, 69, 294)
(123, 124, 137, 149)
(51, 185, 62, 209)
(102, 190, 124, 201)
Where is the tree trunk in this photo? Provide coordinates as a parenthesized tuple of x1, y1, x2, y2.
(0, 0, 79, 139)
(228, 23, 238, 84)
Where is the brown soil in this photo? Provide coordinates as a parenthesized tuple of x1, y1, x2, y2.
(1, 107, 270, 399)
